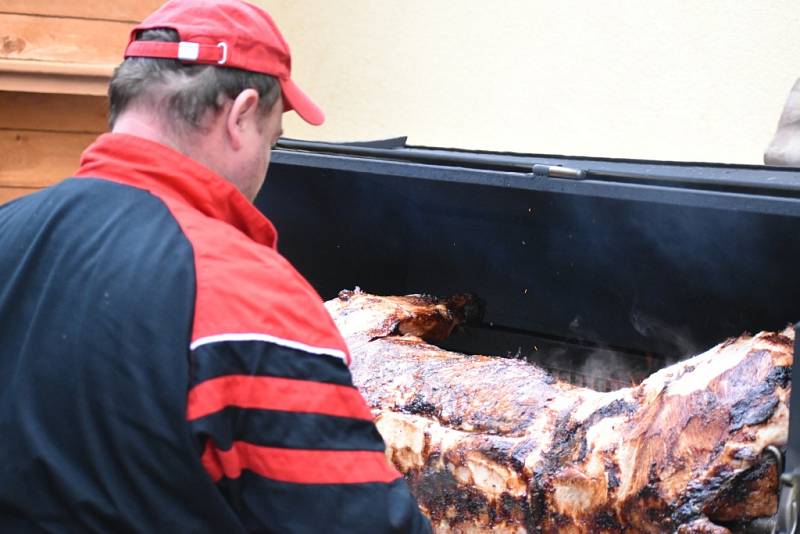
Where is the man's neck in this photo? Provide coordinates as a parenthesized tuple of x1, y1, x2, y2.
(111, 110, 227, 182)
(112, 112, 182, 154)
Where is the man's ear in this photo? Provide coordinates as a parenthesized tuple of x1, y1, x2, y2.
(225, 89, 261, 151)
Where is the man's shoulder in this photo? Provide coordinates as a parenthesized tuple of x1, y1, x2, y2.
(196, 219, 311, 298)
(0, 176, 197, 330)
(3, 177, 190, 251)
(187, 217, 346, 354)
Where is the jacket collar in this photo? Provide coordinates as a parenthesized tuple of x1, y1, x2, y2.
(75, 133, 277, 249)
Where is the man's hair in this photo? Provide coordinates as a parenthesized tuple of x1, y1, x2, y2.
(108, 28, 280, 131)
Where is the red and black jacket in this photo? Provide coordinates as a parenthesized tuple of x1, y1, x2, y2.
(0, 133, 430, 533)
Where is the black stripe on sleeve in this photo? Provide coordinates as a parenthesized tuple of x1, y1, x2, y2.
(217, 471, 432, 534)
(191, 408, 385, 452)
(190, 340, 353, 388)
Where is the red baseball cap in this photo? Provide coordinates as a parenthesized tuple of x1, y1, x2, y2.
(124, 0, 324, 126)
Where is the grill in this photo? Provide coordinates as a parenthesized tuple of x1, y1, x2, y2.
(256, 138, 800, 531)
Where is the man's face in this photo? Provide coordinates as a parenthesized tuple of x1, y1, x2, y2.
(212, 89, 284, 202)
(240, 95, 284, 201)
(226, 97, 283, 201)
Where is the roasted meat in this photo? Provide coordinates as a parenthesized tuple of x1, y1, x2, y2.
(325, 290, 793, 534)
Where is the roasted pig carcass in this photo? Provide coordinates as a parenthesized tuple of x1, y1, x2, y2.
(325, 290, 793, 534)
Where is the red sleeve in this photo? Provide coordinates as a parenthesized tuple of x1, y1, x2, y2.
(187, 336, 430, 532)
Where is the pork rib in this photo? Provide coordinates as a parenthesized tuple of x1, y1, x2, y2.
(325, 289, 793, 534)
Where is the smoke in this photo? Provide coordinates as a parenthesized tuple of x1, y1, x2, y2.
(443, 324, 666, 393)
(629, 308, 698, 360)
(549, 186, 795, 354)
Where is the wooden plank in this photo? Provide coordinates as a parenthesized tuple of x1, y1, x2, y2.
(0, 0, 165, 23)
(0, 59, 112, 95)
(0, 130, 96, 188)
(0, 186, 37, 204)
(0, 14, 131, 64)
(0, 92, 108, 132)
(0, 71, 109, 95)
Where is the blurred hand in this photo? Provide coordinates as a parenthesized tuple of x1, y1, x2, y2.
(764, 78, 800, 166)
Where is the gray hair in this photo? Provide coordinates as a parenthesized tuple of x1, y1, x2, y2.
(108, 28, 280, 132)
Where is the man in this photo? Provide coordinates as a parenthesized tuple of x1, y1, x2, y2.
(765, 78, 800, 166)
(0, 1, 430, 532)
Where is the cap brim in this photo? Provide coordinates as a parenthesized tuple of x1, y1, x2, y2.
(280, 78, 325, 126)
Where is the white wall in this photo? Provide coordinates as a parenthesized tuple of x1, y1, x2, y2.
(260, 1, 800, 164)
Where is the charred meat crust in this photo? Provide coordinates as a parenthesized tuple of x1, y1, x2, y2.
(326, 292, 793, 533)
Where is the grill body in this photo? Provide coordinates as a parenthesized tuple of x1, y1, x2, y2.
(257, 142, 800, 360)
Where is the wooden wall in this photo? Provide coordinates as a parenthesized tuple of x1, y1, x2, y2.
(0, 92, 107, 203)
(0, 1, 163, 204)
